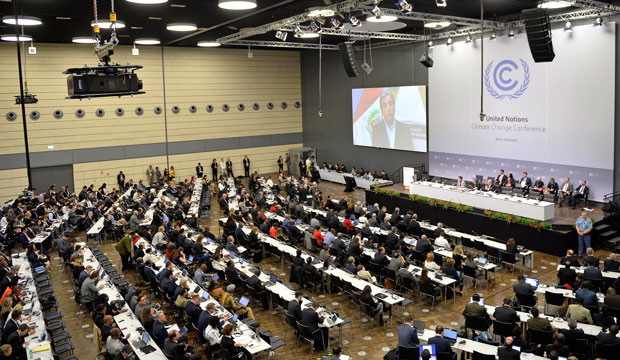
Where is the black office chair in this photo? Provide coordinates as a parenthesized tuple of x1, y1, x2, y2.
(527, 328, 554, 348)
(437, 351, 457, 360)
(465, 315, 490, 338)
(499, 251, 517, 273)
(462, 265, 486, 290)
(472, 351, 495, 360)
(283, 310, 298, 341)
(515, 293, 537, 311)
(296, 321, 322, 354)
(492, 319, 516, 340)
(565, 338, 589, 360)
(544, 291, 565, 316)
(398, 346, 419, 360)
(596, 343, 620, 359)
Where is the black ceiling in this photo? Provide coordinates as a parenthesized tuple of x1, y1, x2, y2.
(0, 0, 614, 47)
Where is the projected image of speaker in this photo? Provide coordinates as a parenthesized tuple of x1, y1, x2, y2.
(339, 42, 360, 77)
(522, 8, 555, 63)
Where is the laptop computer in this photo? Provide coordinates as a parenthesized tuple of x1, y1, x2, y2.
(266, 274, 277, 287)
(477, 257, 487, 266)
(470, 297, 485, 305)
(212, 274, 219, 281)
(232, 314, 238, 322)
(207, 238, 212, 244)
(295, 219, 302, 225)
(457, 271, 461, 277)
(239, 258, 244, 264)
(413, 320, 425, 335)
(229, 251, 235, 259)
(419, 344, 437, 360)
(179, 326, 188, 337)
(194, 286, 201, 293)
(188, 255, 194, 262)
(239, 296, 250, 307)
(201, 291, 210, 302)
(525, 277, 539, 289)
(132, 332, 150, 348)
(34, 266, 45, 274)
(443, 329, 458, 345)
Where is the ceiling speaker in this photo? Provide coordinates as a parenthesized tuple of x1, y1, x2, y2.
(522, 8, 555, 63)
(339, 42, 359, 77)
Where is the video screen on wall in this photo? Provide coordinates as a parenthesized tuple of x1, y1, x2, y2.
(352, 86, 427, 152)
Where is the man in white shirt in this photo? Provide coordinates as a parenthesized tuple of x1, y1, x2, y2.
(456, 176, 465, 188)
(434, 231, 451, 249)
(559, 177, 574, 207)
(219, 158, 226, 175)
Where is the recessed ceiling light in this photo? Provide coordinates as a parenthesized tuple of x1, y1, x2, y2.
(294, 32, 319, 39)
(135, 38, 161, 45)
(127, 0, 168, 3)
(2, 15, 42, 26)
(91, 20, 126, 29)
(365, 15, 398, 23)
(72, 36, 96, 44)
(131, 26, 144, 30)
(424, 21, 451, 29)
(148, 17, 162, 20)
(197, 40, 221, 47)
(537, 0, 573, 9)
(56, 17, 71, 20)
(218, 0, 257, 10)
(170, 4, 186, 7)
(307, 8, 335, 18)
(1, 34, 32, 42)
(166, 23, 197, 31)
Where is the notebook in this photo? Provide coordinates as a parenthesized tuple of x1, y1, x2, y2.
(239, 296, 250, 306)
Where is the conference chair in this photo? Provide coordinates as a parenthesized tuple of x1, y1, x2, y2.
(499, 250, 517, 273)
(544, 291, 566, 316)
(258, 329, 286, 356)
(565, 338, 589, 360)
(437, 352, 457, 360)
(462, 265, 486, 290)
(596, 343, 620, 359)
(492, 319, 516, 341)
(464, 315, 490, 338)
(359, 301, 383, 328)
(472, 351, 495, 360)
(515, 292, 537, 311)
(527, 328, 554, 348)
(398, 346, 419, 360)
(296, 321, 322, 354)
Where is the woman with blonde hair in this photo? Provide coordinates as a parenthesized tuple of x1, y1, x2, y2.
(0, 298, 13, 322)
(452, 245, 466, 270)
(424, 252, 441, 272)
(169, 166, 176, 180)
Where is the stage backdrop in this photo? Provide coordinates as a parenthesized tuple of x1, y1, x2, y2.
(429, 23, 615, 202)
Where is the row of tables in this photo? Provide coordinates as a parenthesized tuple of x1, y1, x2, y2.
(318, 169, 393, 190)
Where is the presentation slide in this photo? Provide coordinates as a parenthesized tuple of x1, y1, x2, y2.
(352, 85, 427, 152)
(428, 23, 615, 201)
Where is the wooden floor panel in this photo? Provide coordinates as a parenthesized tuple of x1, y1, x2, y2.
(45, 176, 607, 359)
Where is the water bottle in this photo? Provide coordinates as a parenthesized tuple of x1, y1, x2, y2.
(28, 348, 34, 360)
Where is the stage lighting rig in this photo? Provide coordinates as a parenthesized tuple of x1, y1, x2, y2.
(396, 0, 413, 14)
(64, 0, 144, 99)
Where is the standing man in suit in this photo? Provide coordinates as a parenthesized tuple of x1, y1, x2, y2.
(428, 325, 454, 355)
(371, 90, 414, 150)
(520, 172, 532, 196)
(287, 292, 303, 322)
(575, 211, 593, 257)
(558, 177, 573, 207)
(396, 316, 420, 352)
(226, 158, 234, 177)
(211, 159, 218, 182)
(570, 180, 589, 209)
(243, 156, 250, 178)
(301, 301, 328, 351)
(219, 158, 226, 178)
(196, 163, 203, 178)
(146, 165, 155, 186)
(495, 169, 507, 186)
(117, 171, 125, 190)
(285, 153, 291, 176)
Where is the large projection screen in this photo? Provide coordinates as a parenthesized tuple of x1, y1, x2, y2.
(428, 24, 615, 201)
(352, 86, 428, 152)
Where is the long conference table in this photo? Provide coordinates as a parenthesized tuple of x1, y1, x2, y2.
(409, 181, 555, 221)
(319, 169, 393, 190)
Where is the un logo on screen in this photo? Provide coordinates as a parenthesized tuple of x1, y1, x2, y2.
(484, 59, 530, 100)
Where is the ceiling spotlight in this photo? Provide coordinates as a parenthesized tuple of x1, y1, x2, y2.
(91, 20, 126, 29)
(508, 28, 515, 38)
(72, 36, 96, 44)
(436, 0, 447, 7)
(275, 30, 287, 41)
(446, 37, 452, 46)
(348, 15, 361, 27)
(197, 40, 221, 47)
(166, 23, 197, 31)
(127, 0, 168, 3)
(537, 0, 573, 9)
(466, 34, 472, 43)
(315, 16, 326, 26)
(293, 25, 303, 38)
(2, 15, 42, 26)
(424, 21, 451, 29)
(490, 31, 497, 40)
(370, 5, 382, 18)
(135, 38, 160, 45)
(427, 41, 433, 48)
(218, 0, 257, 10)
(1, 34, 33, 42)
(308, 8, 335, 18)
(564, 21, 572, 31)
(595, 16, 603, 26)
(330, 18, 344, 30)
(309, 21, 321, 33)
(396, 0, 413, 14)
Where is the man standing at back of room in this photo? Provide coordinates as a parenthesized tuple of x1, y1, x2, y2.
(285, 153, 291, 176)
(575, 211, 592, 257)
(117, 171, 125, 191)
(226, 158, 234, 177)
(196, 163, 203, 178)
(243, 155, 250, 178)
(146, 165, 155, 186)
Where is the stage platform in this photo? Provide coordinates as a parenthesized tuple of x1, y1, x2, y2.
(381, 183, 605, 228)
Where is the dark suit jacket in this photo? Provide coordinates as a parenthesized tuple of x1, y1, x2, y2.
(583, 256, 600, 267)
(6, 331, 26, 360)
(428, 335, 453, 354)
(604, 259, 620, 271)
(374, 253, 389, 268)
(584, 266, 603, 280)
(597, 330, 620, 345)
(558, 267, 576, 286)
(152, 320, 168, 347)
(397, 324, 420, 348)
(493, 306, 519, 324)
(496, 174, 507, 186)
(185, 301, 202, 324)
(301, 307, 324, 334)
(415, 241, 433, 257)
(371, 120, 413, 150)
(288, 300, 302, 322)
(513, 281, 534, 296)
(2, 319, 18, 343)
(463, 302, 489, 319)
(161, 277, 177, 298)
(497, 346, 520, 360)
